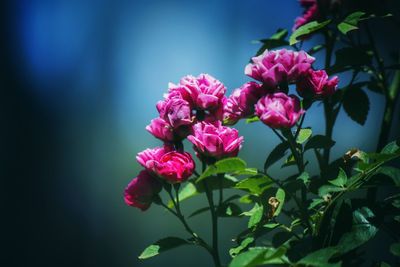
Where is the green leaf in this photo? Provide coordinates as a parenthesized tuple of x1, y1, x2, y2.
(390, 242, 400, 257)
(318, 185, 345, 197)
(229, 237, 254, 257)
(337, 207, 377, 254)
(255, 29, 289, 56)
(248, 203, 264, 229)
(229, 247, 288, 267)
(381, 140, 400, 154)
(168, 182, 197, 208)
(338, 11, 366, 34)
(297, 172, 310, 186)
(308, 44, 324, 55)
(235, 175, 274, 196)
(309, 198, 325, 210)
(196, 157, 247, 183)
(377, 166, 400, 186)
(329, 168, 348, 188)
(264, 142, 289, 170)
(380, 262, 391, 267)
(343, 87, 370, 125)
(188, 207, 210, 218)
(138, 237, 190, 259)
(290, 20, 331, 45)
(218, 202, 243, 217)
(246, 116, 260, 123)
(297, 246, 340, 267)
(304, 135, 335, 151)
(297, 128, 312, 144)
(275, 188, 285, 216)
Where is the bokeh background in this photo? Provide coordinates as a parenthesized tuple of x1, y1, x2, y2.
(3, 0, 400, 266)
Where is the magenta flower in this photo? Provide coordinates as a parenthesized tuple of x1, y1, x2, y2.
(137, 146, 195, 183)
(168, 74, 227, 121)
(156, 95, 193, 129)
(293, 3, 319, 31)
(296, 70, 339, 99)
(146, 118, 175, 142)
(255, 93, 304, 129)
(223, 82, 264, 125)
(245, 49, 315, 87)
(124, 170, 162, 211)
(187, 121, 244, 162)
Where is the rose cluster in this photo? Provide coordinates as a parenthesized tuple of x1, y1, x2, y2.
(124, 74, 244, 211)
(224, 49, 339, 128)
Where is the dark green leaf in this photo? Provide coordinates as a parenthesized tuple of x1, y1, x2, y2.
(338, 11, 366, 34)
(337, 207, 377, 254)
(297, 128, 312, 144)
(343, 87, 370, 125)
(255, 29, 289, 56)
(308, 44, 325, 55)
(138, 237, 190, 259)
(188, 207, 210, 218)
(309, 198, 325, 210)
(197, 157, 247, 183)
(329, 168, 347, 187)
(297, 172, 310, 186)
(377, 166, 400, 186)
(290, 20, 331, 45)
(390, 242, 400, 257)
(235, 175, 274, 196)
(381, 140, 400, 154)
(229, 237, 254, 257)
(297, 247, 340, 267)
(264, 142, 289, 170)
(229, 247, 288, 267)
(305, 135, 335, 151)
(218, 202, 243, 217)
(329, 47, 373, 74)
(318, 185, 345, 197)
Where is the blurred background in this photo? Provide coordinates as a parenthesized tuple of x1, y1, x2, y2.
(3, 0, 400, 266)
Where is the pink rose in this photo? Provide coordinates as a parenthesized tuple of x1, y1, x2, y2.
(245, 49, 315, 87)
(137, 146, 195, 183)
(146, 118, 175, 142)
(168, 74, 226, 121)
(187, 121, 244, 162)
(255, 93, 304, 129)
(296, 69, 339, 99)
(156, 96, 193, 129)
(223, 82, 264, 125)
(293, 3, 319, 31)
(124, 170, 162, 211)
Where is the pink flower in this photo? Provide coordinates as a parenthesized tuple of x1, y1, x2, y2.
(137, 146, 195, 183)
(245, 49, 315, 87)
(124, 170, 162, 211)
(255, 93, 304, 129)
(156, 96, 193, 129)
(293, 3, 319, 31)
(223, 82, 264, 125)
(146, 118, 175, 142)
(187, 121, 244, 162)
(296, 70, 339, 99)
(168, 74, 226, 121)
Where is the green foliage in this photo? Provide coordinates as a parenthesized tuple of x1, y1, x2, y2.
(290, 20, 331, 45)
(296, 246, 340, 267)
(246, 116, 260, 123)
(264, 142, 289, 170)
(390, 242, 400, 257)
(329, 47, 372, 74)
(304, 135, 335, 151)
(196, 157, 246, 183)
(328, 168, 347, 188)
(229, 237, 254, 257)
(228, 247, 288, 267)
(343, 87, 370, 125)
(254, 29, 289, 56)
(337, 11, 366, 34)
(246, 203, 264, 229)
(274, 188, 285, 216)
(235, 174, 274, 196)
(139, 237, 191, 259)
(297, 128, 312, 144)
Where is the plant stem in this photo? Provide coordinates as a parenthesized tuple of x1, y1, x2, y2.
(217, 173, 224, 207)
(202, 161, 222, 267)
